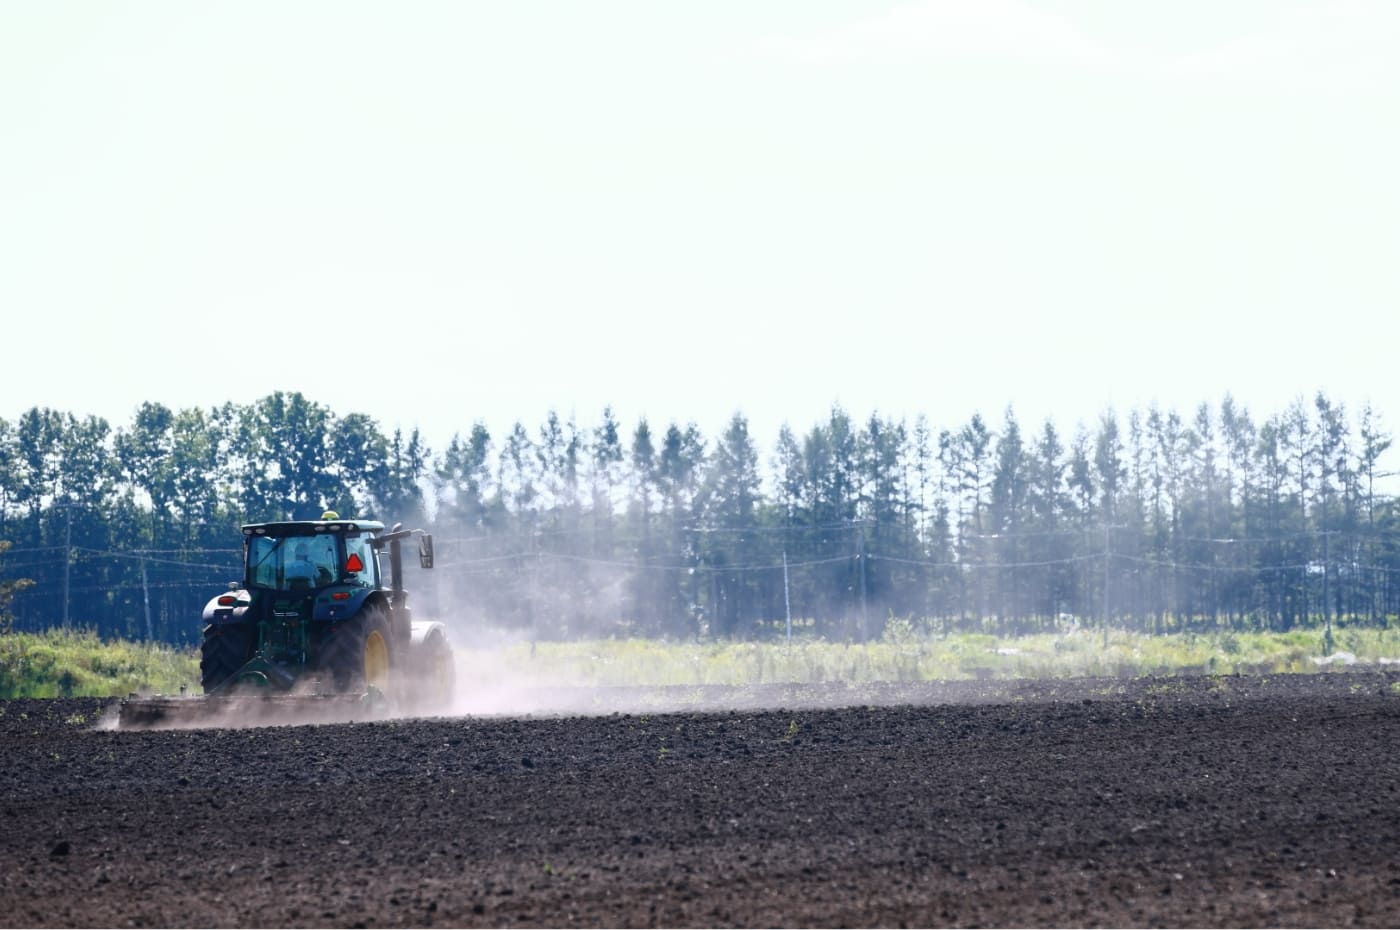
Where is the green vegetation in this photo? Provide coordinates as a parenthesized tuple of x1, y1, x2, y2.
(0, 629, 198, 698)
(456, 627, 1400, 690)
(3, 624, 1399, 700)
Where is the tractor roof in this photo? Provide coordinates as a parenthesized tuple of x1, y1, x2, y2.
(242, 518, 387, 537)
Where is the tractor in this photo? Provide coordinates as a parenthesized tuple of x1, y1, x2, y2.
(118, 512, 453, 727)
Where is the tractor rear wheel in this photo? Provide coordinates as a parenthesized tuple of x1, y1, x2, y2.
(200, 623, 254, 694)
(322, 609, 394, 694)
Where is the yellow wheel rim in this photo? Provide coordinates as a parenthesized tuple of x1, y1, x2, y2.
(364, 630, 389, 691)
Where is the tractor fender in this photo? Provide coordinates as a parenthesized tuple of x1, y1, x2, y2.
(410, 620, 449, 648)
(202, 590, 252, 625)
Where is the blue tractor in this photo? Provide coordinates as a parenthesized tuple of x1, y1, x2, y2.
(119, 513, 453, 727)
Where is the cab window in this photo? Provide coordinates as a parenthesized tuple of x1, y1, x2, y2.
(247, 536, 280, 589)
(246, 535, 337, 591)
(344, 533, 377, 588)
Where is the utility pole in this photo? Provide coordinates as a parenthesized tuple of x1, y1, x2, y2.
(1102, 523, 1110, 649)
(1368, 472, 1398, 625)
(1323, 531, 1333, 654)
(783, 549, 792, 644)
(138, 552, 154, 642)
(856, 523, 868, 642)
(62, 503, 73, 628)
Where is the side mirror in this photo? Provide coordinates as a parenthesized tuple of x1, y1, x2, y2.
(418, 534, 434, 569)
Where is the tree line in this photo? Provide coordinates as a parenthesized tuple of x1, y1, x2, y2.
(0, 391, 1396, 645)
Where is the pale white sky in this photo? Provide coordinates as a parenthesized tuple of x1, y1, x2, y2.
(3, 1, 1398, 456)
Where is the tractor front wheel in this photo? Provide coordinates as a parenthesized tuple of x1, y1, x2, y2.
(404, 629, 455, 712)
(362, 622, 391, 693)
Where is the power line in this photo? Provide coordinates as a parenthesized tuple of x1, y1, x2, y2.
(871, 552, 1101, 570)
(528, 550, 855, 574)
(72, 548, 238, 571)
(961, 527, 1090, 540)
(433, 553, 530, 569)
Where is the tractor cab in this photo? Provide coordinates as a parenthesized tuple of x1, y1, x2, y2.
(243, 518, 386, 594)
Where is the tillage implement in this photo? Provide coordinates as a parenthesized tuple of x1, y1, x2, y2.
(118, 513, 454, 728)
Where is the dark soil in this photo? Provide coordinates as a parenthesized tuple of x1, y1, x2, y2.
(3, 672, 1400, 927)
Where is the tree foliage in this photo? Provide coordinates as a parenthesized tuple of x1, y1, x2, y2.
(0, 540, 33, 635)
(1, 391, 1398, 644)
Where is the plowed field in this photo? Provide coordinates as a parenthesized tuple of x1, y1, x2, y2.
(3, 672, 1400, 927)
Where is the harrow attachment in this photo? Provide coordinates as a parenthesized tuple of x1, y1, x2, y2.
(117, 688, 392, 730)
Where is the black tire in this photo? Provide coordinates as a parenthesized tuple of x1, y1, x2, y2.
(200, 623, 254, 694)
(320, 608, 394, 694)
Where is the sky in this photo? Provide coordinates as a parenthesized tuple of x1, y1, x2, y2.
(3, 0, 1399, 458)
